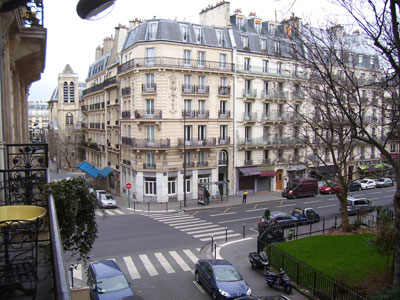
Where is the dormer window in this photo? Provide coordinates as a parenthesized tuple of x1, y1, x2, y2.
(216, 30, 225, 47)
(348, 52, 353, 63)
(241, 36, 249, 49)
(148, 22, 158, 40)
(370, 56, 375, 66)
(261, 39, 267, 51)
(268, 23, 276, 35)
(255, 20, 262, 34)
(180, 24, 189, 42)
(194, 26, 202, 44)
(274, 41, 280, 53)
(237, 16, 244, 30)
(358, 54, 363, 65)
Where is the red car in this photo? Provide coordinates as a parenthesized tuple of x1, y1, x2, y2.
(319, 181, 340, 194)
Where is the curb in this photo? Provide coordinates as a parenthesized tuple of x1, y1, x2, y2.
(204, 237, 254, 259)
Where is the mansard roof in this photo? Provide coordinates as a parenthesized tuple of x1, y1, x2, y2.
(87, 51, 111, 79)
(122, 19, 232, 51)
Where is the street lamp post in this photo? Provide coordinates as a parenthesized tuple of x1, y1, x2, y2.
(183, 110, 187, 207)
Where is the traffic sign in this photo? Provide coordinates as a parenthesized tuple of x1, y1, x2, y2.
(126, 183, 132, 189)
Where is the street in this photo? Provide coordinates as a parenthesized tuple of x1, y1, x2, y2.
(59, 172, 394, 300)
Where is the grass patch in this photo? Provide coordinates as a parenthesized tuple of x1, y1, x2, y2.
(274, 233, 391, 284)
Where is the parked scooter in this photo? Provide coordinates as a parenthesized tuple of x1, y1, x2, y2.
(265, 268, 292, 294)
(248, 251, 269, 271)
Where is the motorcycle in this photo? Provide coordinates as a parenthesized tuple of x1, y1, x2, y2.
(265, 268, 292, 294)
(248, 251, 269, 271)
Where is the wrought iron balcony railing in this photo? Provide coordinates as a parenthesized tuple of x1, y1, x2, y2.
(122, 137, 171, 148)
(178, 138, 216, 147)
(218, 86, 231, 96)
(134, 110, 162, 119)
(142, 83, 157, 93)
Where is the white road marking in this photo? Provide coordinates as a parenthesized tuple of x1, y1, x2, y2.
(193, 230, 233, 238)
(123, 256, 141, 279)
(154, 252, 175, 274)
(105, 210, 115, 216)
(303, 200, 321, 204)
(276, 203, 297, 208)
(218, 216, 260, 224)
(209, 212, 237, 217)
(173, 221, 210, 228)
(166, 220, 204, 226)
(95, 211, 103, 217)
(193, 281, 206, 294)
(183, 249, 198, 264)
(180, 224, 219, 232)
(114, 209, 124, 215)
(186, 227, 227, 235)
(163, 218, 198, 225)
(245, 208, 269, 212)
(318, 204, 337, 209)
(152, 216, 194, 222)
(169, 251, 191, 271)
(200, 233, 241, 241)
(139, 254, 159, 276)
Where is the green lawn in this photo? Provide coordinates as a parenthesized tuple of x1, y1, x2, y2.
(274, 233, 391, 284)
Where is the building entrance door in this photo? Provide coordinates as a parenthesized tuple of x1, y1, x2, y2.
(276, 169, 283, 190)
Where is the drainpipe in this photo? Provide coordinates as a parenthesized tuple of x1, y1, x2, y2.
(0, 16, 7, 201)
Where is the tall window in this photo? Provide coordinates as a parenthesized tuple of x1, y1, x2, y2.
(245, 79, 251, 94)
(219, 54, 227, 69)
(244, 57, 251, 71)
(261, 39, 267, 51)
(198, 51, 205, 68)
(66, 113, 73, 125)
(236, 16, 243, 29)
(198, 151, 206, 164)
(277, 62, 282, 74)
(184, 176, 191, 193)
(145, 73, 154, 90)
(245, 126, 252, 141)
(216, 30, 225, 46)
(198, 75, 206, 90)
(184, 99, 192, 113)
(198, 100, 206, 114)
(145, 99, 154, 114)
(255, 21, 262, 34)
(148, 22, 158, 40)
(184, 50, 192, 66)
(241, 36, 249, 48)
(146, 125, 155, 142)
(219, 150, 228, 165)
(245, 151, 252, 163)
(198, 125, 206, 141)
(263, 60, 269, 73)
(220, 77, 228, 87)
(274, 41, 280, 53)
(180, 24, 189, 42)
(194, 26, 202, 43)
(220, 101, 227, 114)
(263, 103, 270, 116)
(184, 125, 192, 141)
(144, 178, 156, 195)
(63, 82, 68, 102)
(245, 102, 252, 117)
(146, 48, 155, 66)
(69, 82, 75, 102)
(168, 178, 176, 195)
(263, 150, 269, 162)
(263, 126, 270, 140)
(220, 125, 227, 140)
(185, 151, 192, 164)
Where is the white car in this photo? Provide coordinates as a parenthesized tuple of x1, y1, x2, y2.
(375, 178, 393, 188)
(99, 194, 117, 208)
(360, 179, 376, 189)
(95, 189, 106, 200)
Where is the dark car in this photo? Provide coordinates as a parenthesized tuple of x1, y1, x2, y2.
(87, 260, 134, 300)
(282, 178, 318, 199)
(319, 181, 340, 194)
(348, 180, 361, 192)
(195, 259, 251, 299)
(258, 211, 298, 234)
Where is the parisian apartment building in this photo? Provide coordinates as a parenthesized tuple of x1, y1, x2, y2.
(77, 1, 392, 202)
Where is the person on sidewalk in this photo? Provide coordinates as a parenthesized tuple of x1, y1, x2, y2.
(242, 190, 248, 203)
(204, 189, 210, 205)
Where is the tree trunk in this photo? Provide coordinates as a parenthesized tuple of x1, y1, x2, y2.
(393, 177, 400, 285)
(339, 198, 351, 232)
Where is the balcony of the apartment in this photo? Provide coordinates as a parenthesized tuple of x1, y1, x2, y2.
(262, 89, 288, 101)
(177, 138, 217, 148)
(243, 112, 257, 124)
(122, 159, 132, 166)
(196, 85, 209, 95)
(142, 83, 157, 94)
(218, 110, 231, 119)
(218, 159, 228, 166)
(237, 138, 257, 147)
(182, 110, 196, 119)
(89, 102, 104, 111)
(218, 136, 231, 145)
(291, 90, 306, 100)
(262, 158, 272, 165)
(244, 159, 253, 166)
(197, 161, 209, 167)
(117, 57, 235, 74)
(183, 161, 196, 168)
(81, 122, 87, 129)
(89, 122, 103, 130)
(107, 98, 119, 106)
(261, 112, 289, 123)
(121, 137, 171, 149)
(121, 87, 131, 96)
(218, 86, 231, 97)
(135, 110, 162, 120)
(143, 163, 156, 169)
(82, 76, 117, 96)
(81, 105, 88, 112)
(122, 111, 131, 120)
(242, 88, 257, 99)
(0, 143, 70, 299)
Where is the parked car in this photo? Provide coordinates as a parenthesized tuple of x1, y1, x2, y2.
(195, 259, 252, 299)
(291, 207, 320, 224)
(360, 179, 376, 189)
(282, 178, 318, 199)
(87, 259, 134, 300)
(319, 181, 340, 194)
(95, 189, 106, 200)
(348, 180, 361, 192)
(88, 187, 96, 195)
(99, 194, 117, 208)
(258, 211, 298, 233)
(237, 296, 291, 300)
(341, 196, 375, 215)
(375, 178, 393, 188)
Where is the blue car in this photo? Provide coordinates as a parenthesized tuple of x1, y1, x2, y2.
(195, 259, 252, 299)
(87, 260, 134, 300)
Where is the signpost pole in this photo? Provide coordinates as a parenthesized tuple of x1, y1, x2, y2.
(126, 183, 132, 208)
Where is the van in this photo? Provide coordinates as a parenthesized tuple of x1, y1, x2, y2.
(282, 178, 318, 199)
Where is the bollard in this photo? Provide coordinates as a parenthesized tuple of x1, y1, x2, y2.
(225, 227, 228, 243)
(211, 235, 214, 252)
(214, 242, 217, 258)
(148, 202, 150, 212)
(322, 218, 325, 234)
(70, 266, 74, 288)
(242, 223, 245, 238)
(180, 201, 182, 210)
(133, 201, 136, 211)
(334, 216, 337, 229)
(166, 202, 168, 212)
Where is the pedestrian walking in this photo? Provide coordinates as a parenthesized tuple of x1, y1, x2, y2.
(205, 189, 210, 205)
(242, 190, 248, 203)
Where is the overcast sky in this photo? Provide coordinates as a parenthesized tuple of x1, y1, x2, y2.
(28, 0, 344, 101)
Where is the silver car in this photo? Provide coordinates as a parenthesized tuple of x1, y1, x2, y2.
(99, 193, 117, 208)
(345, 197, 375, 215)
(375, 178, 393, 188)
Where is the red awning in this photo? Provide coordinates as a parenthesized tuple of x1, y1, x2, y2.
(259, 170, 276, 177)
(239, 167, 260, 176)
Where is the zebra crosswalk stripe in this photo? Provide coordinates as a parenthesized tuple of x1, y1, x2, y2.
(193, 230, 233, 238)
(180, 224, 219, 232)
(114, 209, 124, 215)
(169, 251, 191, 272)
(174, 222, 211, 229)
(162, 218, 197, 225)
(123, 256, 141, 279)
(150, 215, 192, 221)
(139, 254, 159, 276)
(200, 233, 241, 241)
(154, 252, 175, 274)
(183, 249, 198, 264)
(186, 226, 229, 235)
(95, 211, 102, 217)
(105, 210, 115, 216)
(171, 220, 208, 228)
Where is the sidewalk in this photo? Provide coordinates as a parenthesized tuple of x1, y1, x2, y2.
(112, 190, 286, 213)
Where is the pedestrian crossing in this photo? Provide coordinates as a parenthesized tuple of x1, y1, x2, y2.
(71, 248, 201, 283)
(146, 213, 241, 242)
